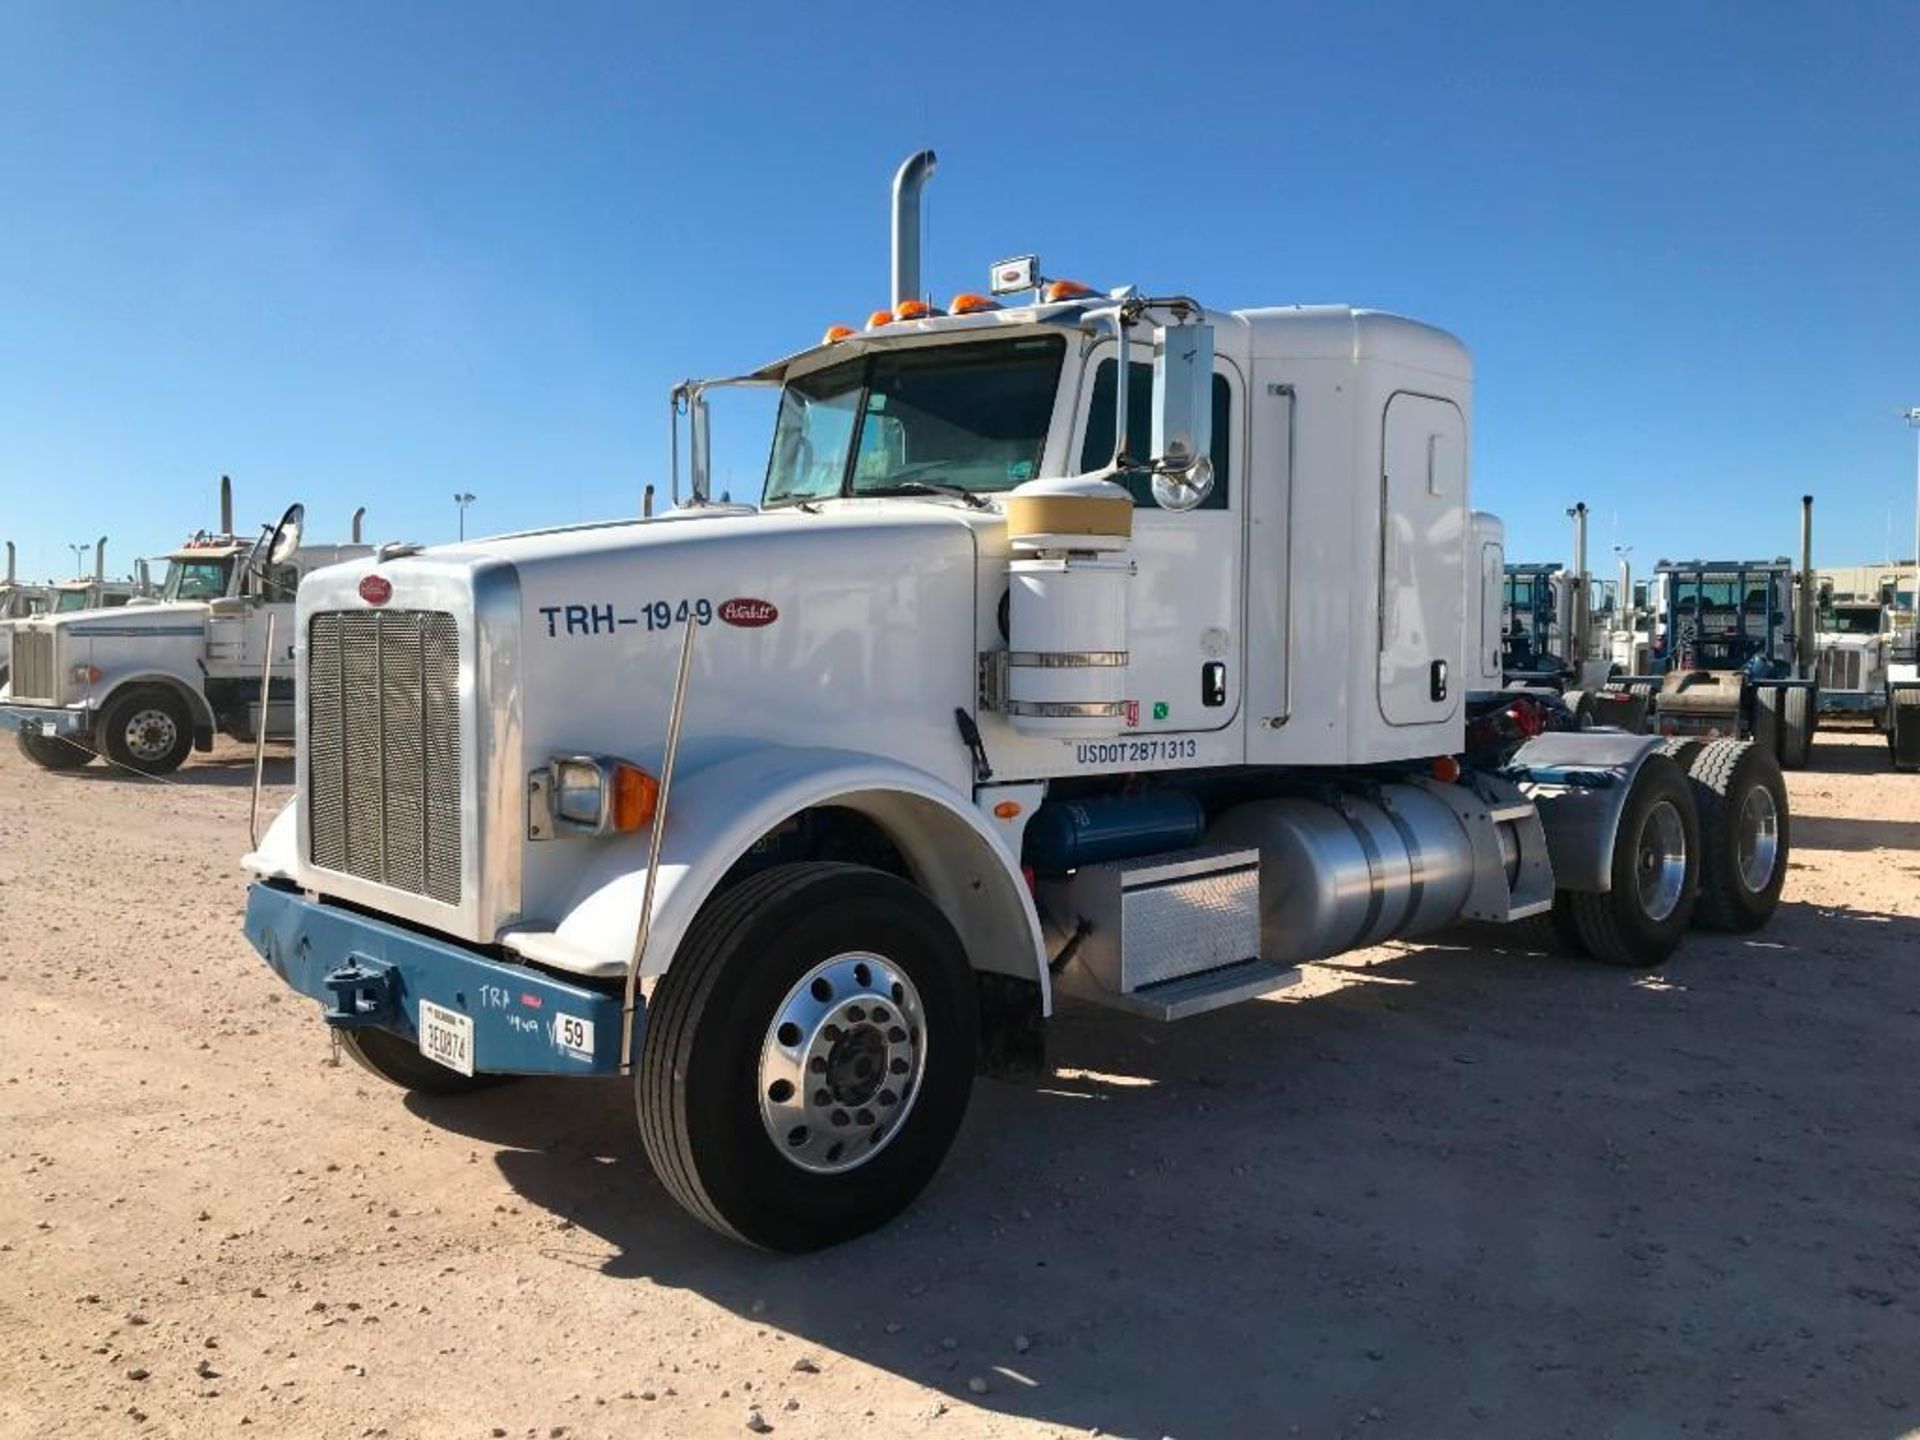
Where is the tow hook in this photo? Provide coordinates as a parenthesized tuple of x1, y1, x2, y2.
(322, 957, 397, 1028)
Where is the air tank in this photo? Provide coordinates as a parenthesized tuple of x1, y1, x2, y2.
(1003, 474, 1136, 738)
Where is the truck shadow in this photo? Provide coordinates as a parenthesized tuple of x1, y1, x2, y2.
(410, 899, 1920, 1438)
(58, 754, 294, 788)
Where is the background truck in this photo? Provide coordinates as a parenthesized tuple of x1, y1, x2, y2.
(1502, 504, 1644, 730)
(1632, 498, 1822, 769)
(42, 537, 146, 615)
(1, 480, 369, 774)
(0, 542, 54, 689)
(1813, 592, 1893, 727)
(240, 153, 1794, 1252)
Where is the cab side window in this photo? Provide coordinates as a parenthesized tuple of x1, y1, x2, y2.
(1079, 359, 1231, 509)
(262, 563, 299, 602)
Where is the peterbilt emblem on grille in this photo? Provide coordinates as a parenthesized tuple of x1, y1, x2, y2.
(719, 598, 777, 628)
(359, 574, 393, 605)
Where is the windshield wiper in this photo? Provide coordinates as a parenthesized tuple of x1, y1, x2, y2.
(862, 478, 989, 509)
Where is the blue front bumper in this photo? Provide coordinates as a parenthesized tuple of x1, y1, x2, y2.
(0, 703, 87, 736)
(244, 883, 632, 1076)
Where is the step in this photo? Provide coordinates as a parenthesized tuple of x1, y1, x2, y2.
(1057, 955, 1301, 1022)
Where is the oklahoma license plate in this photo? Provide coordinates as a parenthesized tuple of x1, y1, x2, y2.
(417, 1000, 474, 1076)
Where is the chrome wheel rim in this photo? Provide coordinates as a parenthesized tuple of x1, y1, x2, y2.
(1736, 786, 1780, 893)
(758, 952, 926, 1175)
(124, 708, 178, 762)
(1635, 798, 1688, 923)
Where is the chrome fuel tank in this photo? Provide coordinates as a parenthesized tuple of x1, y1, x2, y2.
(1209, 784, 1477, 965)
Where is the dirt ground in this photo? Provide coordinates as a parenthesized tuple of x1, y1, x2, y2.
(2, 731, 1917, 1440)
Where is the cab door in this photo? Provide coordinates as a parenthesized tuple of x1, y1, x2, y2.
(1378, 393, 1466, 726)
(1069, 348, 1244, 734)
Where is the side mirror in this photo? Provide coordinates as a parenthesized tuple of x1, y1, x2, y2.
(269, 503, 305, 565)
(1149, 322, 1214, 511)
(688, 389, 711, 505)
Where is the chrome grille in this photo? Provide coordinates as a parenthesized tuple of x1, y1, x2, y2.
(1818, 647, 1863, 692)
(307, 611, 462, 905)
(10, 630, 56, 702)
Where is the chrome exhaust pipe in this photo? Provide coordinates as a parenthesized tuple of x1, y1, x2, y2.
(891, 149, 937, 311)
(1798, 494, 1816, 675)
(93, 536, 106, 584)
(5, 541, 13, 585)
(220, 474, 234, 535)
(1567, 502, 1589, 668)
(352, 506, 366, 544)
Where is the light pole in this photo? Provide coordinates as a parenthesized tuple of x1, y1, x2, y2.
(454, 492, 476, 541)
(1904, 410, 1920, 615)
(67, 541, 87, 576)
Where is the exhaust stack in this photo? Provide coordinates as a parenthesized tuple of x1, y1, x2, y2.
(220, 475, 234, 535)
(1567, 502, 1590, 668)
(93, 536, 107, 584)
(352, 506, 366, 544)
(891, 149, 937, 311)
(5, 540, 13, 585)
(1798, 494, 1816, 675)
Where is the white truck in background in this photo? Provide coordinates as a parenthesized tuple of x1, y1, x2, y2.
(1, 479, 370, 774)
(240, 153, 1794, 1252)
(0, 542, 55, 689)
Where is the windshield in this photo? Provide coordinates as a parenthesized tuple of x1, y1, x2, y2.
(54, 589, 90, 613)
(1824, 606, 1883, 635)
(763, 336, 1066, 505)
(163, 558, 234, 602)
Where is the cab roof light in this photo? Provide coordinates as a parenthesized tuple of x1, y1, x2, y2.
(1042, 278, 1095, 303)
(894, 298, 942, 320)
(948, 293, 1001, 315)
(867, 308, 896, 329)
(823, 324, 856, 343)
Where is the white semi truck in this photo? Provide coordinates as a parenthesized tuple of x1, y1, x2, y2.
(0, 542, 55, 689)
(240, 154, 1793, 1251)
(1, 482, 369, 774)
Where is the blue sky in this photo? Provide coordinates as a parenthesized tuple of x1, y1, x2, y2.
(1, 1, 1916, 582)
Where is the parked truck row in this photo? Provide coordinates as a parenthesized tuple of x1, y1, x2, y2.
(0, 479, 370, 773)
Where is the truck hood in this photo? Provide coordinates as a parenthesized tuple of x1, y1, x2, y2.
(23, 601, 208, 636)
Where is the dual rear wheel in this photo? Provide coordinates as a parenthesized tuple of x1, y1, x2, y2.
(1549, 739, 1787, 966)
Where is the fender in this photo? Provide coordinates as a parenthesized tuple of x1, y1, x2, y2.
(501, 744, 1050, 1013)
(243, 799, 299, 880)
(1504, 730, 1667, 893)
(88, 668, 218, 741)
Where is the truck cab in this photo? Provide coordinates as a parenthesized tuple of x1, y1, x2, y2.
(1, 504, 370, 774)
(1814, 596, 1891, 723)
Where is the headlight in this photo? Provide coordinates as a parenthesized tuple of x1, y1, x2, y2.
(70, 664, 102, 685)
(540, 755, 658, 837)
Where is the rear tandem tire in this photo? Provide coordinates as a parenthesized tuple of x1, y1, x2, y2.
(637, 861, 977, 1252)
(1567, 753, 1701, 967)
(1778, 686, 1814, 771)
(1685, 739, 1789, 933)
(16, 728, 94, 770)
(338, 1027, 512, 1097)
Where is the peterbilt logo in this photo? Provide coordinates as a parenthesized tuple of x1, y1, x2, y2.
(719, 598, 777, 628)
(359, 574, 392, 605)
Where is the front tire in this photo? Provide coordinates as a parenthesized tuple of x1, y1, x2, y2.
(99, 685, 193, 774)
(338, 1027, 511, 1096)
(639, 862, 977, 1251)
(16, 729, 94, 769)
(1567, 753, 1701, 967)
(1686, 739, 1788, 932)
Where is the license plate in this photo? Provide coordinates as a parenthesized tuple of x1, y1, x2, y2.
(417, 1000, 474, 1076)
(40, 721, 58, 737)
